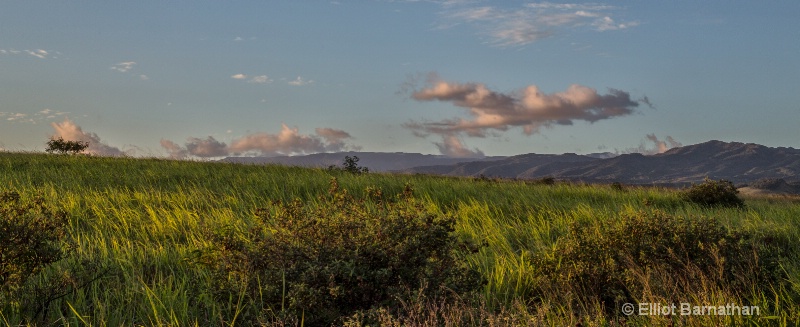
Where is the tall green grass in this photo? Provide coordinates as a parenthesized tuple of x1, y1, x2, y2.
(1, 152, 799, 325)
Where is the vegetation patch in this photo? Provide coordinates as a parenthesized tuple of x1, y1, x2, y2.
(534, 209, 790, 314)
(199, 179, 483, 325)
(683, 178, 745, 208)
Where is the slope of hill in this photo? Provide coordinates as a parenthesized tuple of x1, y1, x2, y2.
(402, 140, 800, 185)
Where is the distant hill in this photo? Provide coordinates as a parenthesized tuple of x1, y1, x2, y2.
(401, 140, 800, 185)
(739, 178, 800, 196)
(219, 141, 800, 186)
(220, 152, 505, 172)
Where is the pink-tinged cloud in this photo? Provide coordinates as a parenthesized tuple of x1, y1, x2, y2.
(406, 77, 642, 138)
(50, 119, 126, 156)
(160, 139, 188, 159)
(434, 135, 485, 158)
(161, 124, 359, 158)
(314, 127, 353, 145)
(623, 134, 683, 155)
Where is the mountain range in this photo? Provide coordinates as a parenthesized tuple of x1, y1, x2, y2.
(221, 140, 800, 186)
(221, 152, 505, 172)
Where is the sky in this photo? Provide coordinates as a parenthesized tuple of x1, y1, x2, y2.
(1, 1, 799, 158)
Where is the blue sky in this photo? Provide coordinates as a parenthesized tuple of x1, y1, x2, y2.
(1, 1, 798, 158)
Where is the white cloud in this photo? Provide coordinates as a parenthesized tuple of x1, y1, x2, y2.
(1, 48, 56, 59)
(111, 61, 136, 73)
(0, 109, 68, 124)
(232, 73, 273, 84)
(139, 74, 149, 80)
(24, 49, 49, 59)
(4, 113, 30, 122)
(593, 16, 639, 31)
(288, 76, 314, 86)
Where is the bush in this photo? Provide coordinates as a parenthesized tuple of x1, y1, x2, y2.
(534, 209, 787, 313)
(200, 179, 483, 325)
(1, 191, 72, 319)
(683, 178, 744, 208)
(0, 192, 69, 296)
(45, 137, 89, 155)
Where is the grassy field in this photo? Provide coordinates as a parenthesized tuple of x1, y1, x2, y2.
(1, 152, 799, 326)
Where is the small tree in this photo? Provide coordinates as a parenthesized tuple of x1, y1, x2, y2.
(329, 156, 369, 174)
(46, 137, 89, 155)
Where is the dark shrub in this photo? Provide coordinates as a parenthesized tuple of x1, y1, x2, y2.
(45, 137, 89, 155)
(1, 191, 72, 320)
(534, 209, 787, 313)
(0, 192, 69, 296)
(536, 177, 556, 185)
(201, 179, 483, 325)
(683, 178, 744, 208)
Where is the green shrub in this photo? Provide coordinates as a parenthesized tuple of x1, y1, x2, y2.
(683, 178, 744, 208)
(0, 192, 69, 296)
(534, 209, 788, 313)
(1, 191, 71, 319)
(201, 179, 483, 325)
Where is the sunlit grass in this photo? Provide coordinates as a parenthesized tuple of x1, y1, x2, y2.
(1, 152, 798, 325)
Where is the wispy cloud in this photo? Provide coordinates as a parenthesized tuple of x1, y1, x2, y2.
(249, 75, 273, 84)
(231, 73, 274, 84)
(233, 36, 257, 42)
(1, 48, 57, 59)
(50, 119, 127, 156)
(439, 2, 638, 46)
(111, 61, 136, 73)
(2, 113, 31, 123)
(24, 49, 49, 59)
(1, 109, 69, 124)
(161, 124, 360, 158)
(288, 76, 314, 86)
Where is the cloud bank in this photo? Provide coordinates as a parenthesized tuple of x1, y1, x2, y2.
(50, 119, 127, 156)
(161, 124, 360, 158)
(406, 76, 642, 136)
(404, 75, 645, 157)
